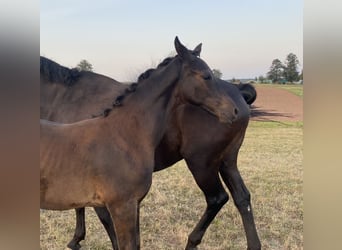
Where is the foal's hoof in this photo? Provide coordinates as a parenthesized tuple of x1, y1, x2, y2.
(67, 241, 82, 250)
(247, 247, 261, 250)
(185, 244, 198, 250)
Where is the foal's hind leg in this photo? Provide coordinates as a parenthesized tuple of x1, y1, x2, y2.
(94, 207, 119, 250)
(219, 158, 261, 250)
(67, 208, 86, 250)
(184, 159, 229, 250)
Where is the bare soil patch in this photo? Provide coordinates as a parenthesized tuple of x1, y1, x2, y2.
(251, 85, 303, 122)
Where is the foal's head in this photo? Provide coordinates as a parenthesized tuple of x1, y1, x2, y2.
(174, 37, 238, 124)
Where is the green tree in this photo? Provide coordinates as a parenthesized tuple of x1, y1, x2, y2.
(258, 75, 266, 83)
(299, 69, 303, 80)
(77, 59, 93, 72)
(283, 53, 299, 82)
(212, 69, 222, 79)
(267, 59, 284, 83)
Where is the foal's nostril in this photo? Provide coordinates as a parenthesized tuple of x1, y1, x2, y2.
(234, 108, 239, 116)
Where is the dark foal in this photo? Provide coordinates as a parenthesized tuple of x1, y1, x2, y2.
(80, 81, 261, 250)
(40, 51, 260, 249)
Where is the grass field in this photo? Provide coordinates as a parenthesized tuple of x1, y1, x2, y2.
(258, 83, 303, 98)
(256, 83, 304, 97)
(40, 121, 303, 250)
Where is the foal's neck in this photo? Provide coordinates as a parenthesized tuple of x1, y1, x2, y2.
(138, 63, 179, 108)
(118, 59, 181, 145)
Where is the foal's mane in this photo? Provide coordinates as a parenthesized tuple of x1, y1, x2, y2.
(101, 56, 175, 117)
(40, 56, 81, 86)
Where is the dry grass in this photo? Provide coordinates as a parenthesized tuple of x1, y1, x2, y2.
(40, 121, 303, 249)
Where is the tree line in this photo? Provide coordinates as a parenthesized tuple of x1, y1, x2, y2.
(266, 53, 302, 83)
(76, 53, 302, 85)
(212, 53, 302, 84)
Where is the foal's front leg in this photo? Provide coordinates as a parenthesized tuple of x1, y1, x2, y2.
(68, 207, 119, 250)
(94, 207, 119, 250)
(67, 208, 86, 250)
(219, 159, 261, 250)
(184, 159, 229, 250)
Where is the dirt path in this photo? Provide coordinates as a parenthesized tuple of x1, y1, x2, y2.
(250, 85, 303, 122)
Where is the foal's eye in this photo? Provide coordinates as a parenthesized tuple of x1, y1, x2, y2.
(203, 74, 212, 80)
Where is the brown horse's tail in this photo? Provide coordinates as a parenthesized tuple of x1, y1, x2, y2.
(236, 83, 257, 105)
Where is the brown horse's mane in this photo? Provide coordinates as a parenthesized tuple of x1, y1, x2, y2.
(41, 55, 176, 118)
(101, 56, 175, 117)
(40, 56, 81, 86)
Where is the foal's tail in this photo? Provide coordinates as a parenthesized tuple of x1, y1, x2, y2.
(236, 83, 257, 105)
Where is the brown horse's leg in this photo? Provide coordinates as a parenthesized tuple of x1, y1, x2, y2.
(184, 160, 229, 250)
(219, 159, 261, 250)
(67, 208, 86, 250)
(94, 207, 119, 250)
(106, 200, 139, 250)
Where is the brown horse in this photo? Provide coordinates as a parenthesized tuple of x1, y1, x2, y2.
(40, 37, 242, 250)
(40, 56, 261, 249)
(40, 56, 126, 122)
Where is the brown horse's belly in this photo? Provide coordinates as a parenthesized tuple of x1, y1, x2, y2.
(40, 174, 105, 210)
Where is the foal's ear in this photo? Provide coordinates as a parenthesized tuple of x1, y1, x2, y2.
(174, 36, 190, 61)
(192, 43, 202, 57)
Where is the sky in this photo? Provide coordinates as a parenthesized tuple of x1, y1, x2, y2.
(40, 0, 303, 82)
